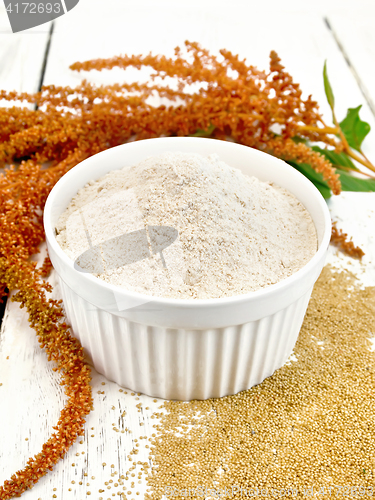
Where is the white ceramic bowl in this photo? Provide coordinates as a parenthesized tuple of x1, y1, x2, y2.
(44, 137, 331, 400)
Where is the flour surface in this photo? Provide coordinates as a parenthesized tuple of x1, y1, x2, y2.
(56, 152, 317, 299)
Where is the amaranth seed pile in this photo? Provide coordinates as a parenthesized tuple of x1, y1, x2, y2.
(142, 267, 375, 499)
(56, 152, 317, 299)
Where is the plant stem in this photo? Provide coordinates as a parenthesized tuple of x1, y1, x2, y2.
(336, 165, 374, 178)
(331, 108, 375, 174)
(359, 149, 372, 165)
(0, 180, 22, 190)
(345, 148, 375, 174)
(297, 124, 339, 135)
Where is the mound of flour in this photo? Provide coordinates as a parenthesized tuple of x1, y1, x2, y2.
(56, 152, 317, 299)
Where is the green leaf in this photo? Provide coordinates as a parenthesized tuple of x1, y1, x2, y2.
(339, 105, 371, 152)
(336, 168, 375, 192)
(312, 146, 358, 171)
(287, 160, 332, 199)
(191, 124, 216, 137)
(287, 158, 375, 197)
(291, 136, 308, 145)
(323, 61, 335, 111)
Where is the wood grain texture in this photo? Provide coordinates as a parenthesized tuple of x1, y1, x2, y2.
(327, 11, 375, 117)
(0, 245, 162, 499)
(43, 1, 375, 160)
(0, 4, 51, 107)
(1, 207, 375, 500)
(1, 2, 375, 498)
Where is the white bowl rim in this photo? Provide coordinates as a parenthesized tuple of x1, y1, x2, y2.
(44, 137, 331, 308)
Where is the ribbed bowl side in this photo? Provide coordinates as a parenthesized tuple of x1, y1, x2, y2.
(59, 277, 313, 401)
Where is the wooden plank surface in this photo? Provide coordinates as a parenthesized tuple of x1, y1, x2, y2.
(43, 0, 375, 160)
(1, 2, 375, 499)
(327, 11, 375, 117)
(0, 4, 51, 102)
(0, 255, 161, 499)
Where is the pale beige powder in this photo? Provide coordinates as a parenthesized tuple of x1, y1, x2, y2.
(56, 152, 317, 299)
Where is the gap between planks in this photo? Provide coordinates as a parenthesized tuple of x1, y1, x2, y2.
(324, 16, 375, 118)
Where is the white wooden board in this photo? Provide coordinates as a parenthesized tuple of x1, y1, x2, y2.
(0, 258, 162, 499)
(1, 195, 374, 499)
(0, 4, 52, 105)
(327, 11, 375, 117)
(43, 0, 375, 161)
(1, 2, 375, 498)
